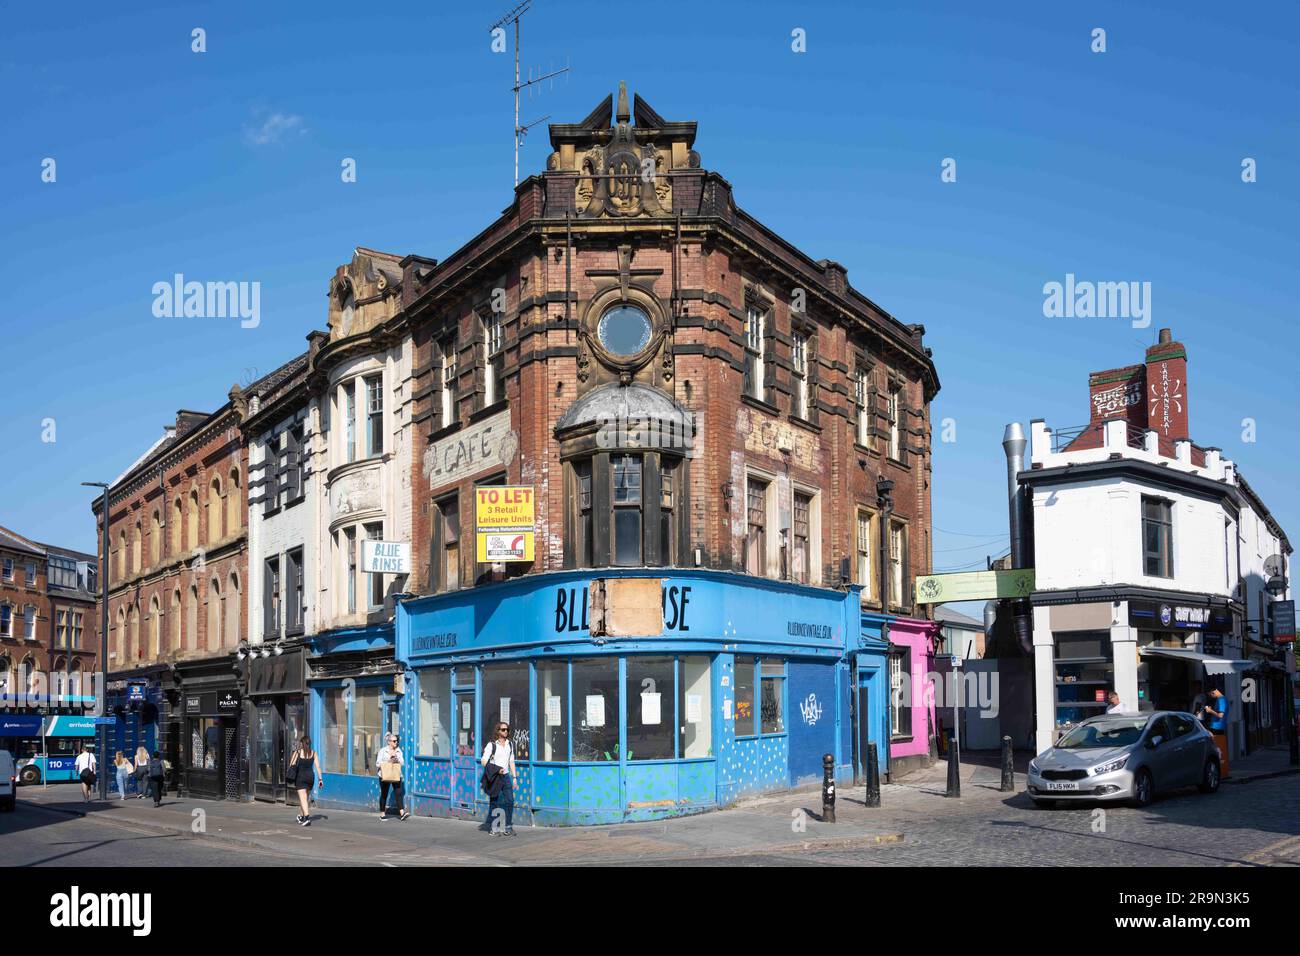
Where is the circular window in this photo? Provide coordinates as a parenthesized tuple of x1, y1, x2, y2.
(597, 304, 653, 358)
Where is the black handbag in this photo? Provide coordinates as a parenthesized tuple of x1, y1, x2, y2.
(285, 755, 300, 786)
(480, 743, 502, 795)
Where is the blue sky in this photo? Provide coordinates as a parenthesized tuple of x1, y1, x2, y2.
(3, 0, 1298, 577)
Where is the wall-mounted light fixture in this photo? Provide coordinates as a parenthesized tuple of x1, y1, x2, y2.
(720, 480, 734, 511)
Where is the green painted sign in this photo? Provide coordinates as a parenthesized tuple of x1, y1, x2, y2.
(914, 568, 1035, 604)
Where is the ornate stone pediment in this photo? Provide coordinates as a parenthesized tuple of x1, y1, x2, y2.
(548, 82, 699, 219)
(325, 247, 404, 343)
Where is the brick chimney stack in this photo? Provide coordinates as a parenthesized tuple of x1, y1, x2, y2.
(1144, 327, 1189, 444)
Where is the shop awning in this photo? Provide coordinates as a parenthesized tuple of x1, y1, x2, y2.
(1139, 646, 1253, 675)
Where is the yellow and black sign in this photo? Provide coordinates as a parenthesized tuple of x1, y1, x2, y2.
(474, 485, 535, 563)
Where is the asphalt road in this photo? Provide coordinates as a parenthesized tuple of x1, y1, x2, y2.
(3, 773, 1296, 867)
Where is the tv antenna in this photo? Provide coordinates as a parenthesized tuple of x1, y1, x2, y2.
(488, 0, 569, 186)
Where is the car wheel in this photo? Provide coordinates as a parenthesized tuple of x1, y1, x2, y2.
(1132, 768, 1154, 808)
(18, 765, 40, 786)
(1198, 758, 1221, 794)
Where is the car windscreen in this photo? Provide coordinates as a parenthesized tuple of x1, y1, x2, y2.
(1055, 717, 1148, 749)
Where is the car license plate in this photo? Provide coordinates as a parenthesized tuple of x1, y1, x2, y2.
(1046, 781, 1078, 791)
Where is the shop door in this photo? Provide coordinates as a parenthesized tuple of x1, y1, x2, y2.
(253, 701, 283, 802)
(856, 683, 872, 782)
(451, 691, 479, 812)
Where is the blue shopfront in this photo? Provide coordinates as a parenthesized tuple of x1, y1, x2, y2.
(306, 623, 400, 812)
(394, 569, 891, 826)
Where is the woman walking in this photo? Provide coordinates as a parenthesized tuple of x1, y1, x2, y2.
(146, 750, 166, 806)
(480, 721, 516, 836)
(113, 751, 134, 801)
(287, 735, 322, 827)
(133, 745, 150, 798)
(376, 733, 410, 821)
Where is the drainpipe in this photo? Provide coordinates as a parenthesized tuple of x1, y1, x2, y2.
(1002, 423, 1033, 654)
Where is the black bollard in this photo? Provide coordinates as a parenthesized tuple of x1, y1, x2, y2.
(864, 742, 881, 807)
(1000, 735, 1015, 792)
(821, 753, 836, 823)
(945, 730, 961, 797)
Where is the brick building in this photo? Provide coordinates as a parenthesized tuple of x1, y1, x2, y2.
(91, 370, 291, 799)
(405, 84, 939, 605)
(0, 525, 99, 705)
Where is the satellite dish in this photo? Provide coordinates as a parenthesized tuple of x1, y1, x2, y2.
(1264, 554, 1285, 577)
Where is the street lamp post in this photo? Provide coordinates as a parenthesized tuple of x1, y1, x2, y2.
(83, 481, 110, 801)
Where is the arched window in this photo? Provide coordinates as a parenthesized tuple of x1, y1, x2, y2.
(21, 656, 38, 696)
(150, 510, 161, 565)
(128, 604, 140, 662)
(148, 596, 161, 659)
(207, 577, 221, 652)
(225, 572, 241, 646)
(117, 530, 126, 578)
(169, 589, 181, 652)
(186, 585, 198, 652)
(69, 660, 82, 699)
(208, 477, 222, 542)
(227, 467, 241, 532)
(172, 497, 183, 554)
(187, 489, 200, 549)
(115, 606, 126, 665)
(132, 519, 142, 572)
(0, 656, 9, 697)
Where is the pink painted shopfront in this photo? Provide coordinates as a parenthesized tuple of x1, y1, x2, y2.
(888, 617, 942, 777)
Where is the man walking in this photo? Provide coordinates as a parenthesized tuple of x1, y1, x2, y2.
(74, 744, 97, 803)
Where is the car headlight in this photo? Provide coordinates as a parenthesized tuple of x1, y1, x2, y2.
(1028, 760, 1041, 775)
(1092, 756, 1129, 775)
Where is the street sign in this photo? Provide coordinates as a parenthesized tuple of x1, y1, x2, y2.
(474, 485, 535, 562)
(93, 716, 118, 726)
(914, 568, 1035, 604)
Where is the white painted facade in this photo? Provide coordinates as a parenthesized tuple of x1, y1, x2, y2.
(1025, 417, 1292, 758)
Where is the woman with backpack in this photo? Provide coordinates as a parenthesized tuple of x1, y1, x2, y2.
(287, 735, 322, 827)
(146, 750, 167, 806)
(480, 721, 516, 836)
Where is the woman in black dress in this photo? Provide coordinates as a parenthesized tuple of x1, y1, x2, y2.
(288, 735, 323, 826)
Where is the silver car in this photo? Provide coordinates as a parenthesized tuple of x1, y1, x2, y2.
(1028, 711, 1221, 808)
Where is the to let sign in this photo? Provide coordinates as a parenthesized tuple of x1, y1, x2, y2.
(475, 485, 535, 563)
(362, 540, 411, 575)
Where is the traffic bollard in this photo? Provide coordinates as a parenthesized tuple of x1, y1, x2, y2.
(945, 730, 961, 798)
(864, 742, 881, 807)
(822, 753, 836, 822)
(1000, 735, 1015, 792)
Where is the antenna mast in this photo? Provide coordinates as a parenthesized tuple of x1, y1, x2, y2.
(489, 0, 569, 186)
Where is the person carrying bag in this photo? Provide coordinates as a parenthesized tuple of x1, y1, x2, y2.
(480, 722, 516, 836)
(146, 751, 166, 806)
(376, 733, 410, 821)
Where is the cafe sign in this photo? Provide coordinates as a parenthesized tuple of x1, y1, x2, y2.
(423, 409, 517, 491)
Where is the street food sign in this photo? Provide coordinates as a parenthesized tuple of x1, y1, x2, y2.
(1272, 600, 1296, 645)
(913, 568, 1035, 604)
(475, 485, 535, 563)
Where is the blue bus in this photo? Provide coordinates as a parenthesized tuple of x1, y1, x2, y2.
(10, 715, 101, 785)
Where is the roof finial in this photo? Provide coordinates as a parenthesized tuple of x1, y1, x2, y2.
(616, 80, 630, 124)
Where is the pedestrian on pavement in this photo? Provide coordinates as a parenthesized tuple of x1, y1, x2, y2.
(1105, 690, 1127, 714)
(147, 750, 166, 806)
(133, 745, 150, 798)
(376, 733, 410, 821)
(113, 751, 134, 801)
(287, 735, 322, 827)
(480, 721, 516, 836)
(74, 744, 97, 802)
(1205, 688, 1229, 733)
